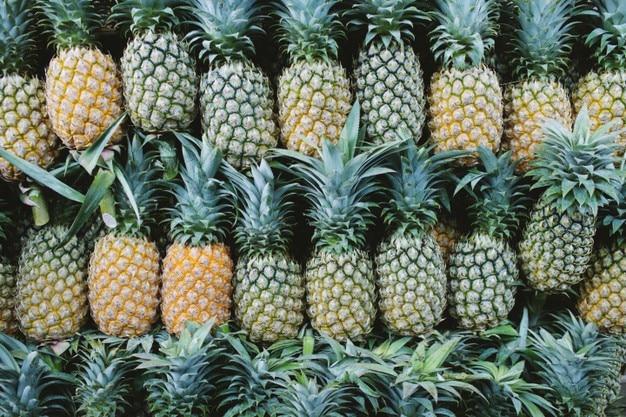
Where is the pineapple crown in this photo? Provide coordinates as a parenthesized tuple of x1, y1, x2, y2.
(584, 0, 626, 71)
(112, 134, 163, 238)
(428, 0, 499, 69)
(275, 0, 344, 63)
(224, 159, 296, 257)
(168, 134, 231, 246)
(504, 0, 578, 79)
(346, 0, 423, 48)
(527, 105, 623, 218)
(110, 0, 187, 35)
(382, 137, 459, 236)
(38, 0, 99, 49)
(274, 102, 399, 253)
(185, 0, 263, 66)
(0, 0, 37, 75)
(600, 155, 626, 243)
(455, 146, 530, 240)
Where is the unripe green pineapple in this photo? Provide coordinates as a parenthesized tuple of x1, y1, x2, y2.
(448, 147, 529, 331)
(187, 0, 277, 171)
(0, 199, 17, 335)
(111, 0, 198, 133)
(348, 0, 426, 145)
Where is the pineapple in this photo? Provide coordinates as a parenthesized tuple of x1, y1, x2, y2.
(502, 0, 576, 173)
(447, 147, 529, 331)
(375, 139, 458, 336)
(572, 0, 626, 152)
(429, 211, 464, 263)
(0, 199, 17, 335)
(160, 135, 233, 335)
(111, 0, 198, 133)
(518, 106, 623, 293)
(0, 0, 59, 182)
(578, 168, 626, 334)
(275, 0, 352, 156)
(39, 0, 124, 150)
(275, 103, 398, 341)
(88, 134, 162, 338)
(225, 160, 305, 343)
(186, 0, 277, 171)
(348, 0, 426, 145)
(426, 0, 503, 165)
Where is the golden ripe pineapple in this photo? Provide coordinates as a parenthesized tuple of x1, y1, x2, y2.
(0, 0, 59, 181)
(88, 135, 161, 337)
(275, 0, 352, 156)
(502, 0, 576, 172)
(572, 0, 626, 151)
(39, 0, 123, 150)
(426, 0, 502, 165)
(160, 135, 233, 335)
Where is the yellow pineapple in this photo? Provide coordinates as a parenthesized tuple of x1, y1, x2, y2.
(88, 135, 161, 337)
(426, 0, 502, 165)
(39, 0, 124, 150)
(160, 135, 233, 335)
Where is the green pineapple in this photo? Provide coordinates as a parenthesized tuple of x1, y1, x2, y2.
(0, 198, 17, 335)
(275, 103, 398, 341)
(518, 106, 623, 292)
(0, 0, 59, 181)
(225, 159, 305, 343)
(375, 139, 458, 336)
(447, 147, 529, 331)
(111, 0, 198, 133)
(348, 0, 426, 145)
(186, 0, 277, 171)
(502, 0, 576, 172)
(275, 0, 352, 156)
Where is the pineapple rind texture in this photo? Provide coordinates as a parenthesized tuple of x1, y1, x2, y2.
(278, 60, 352, 156)
(16, 225, 89, 341)
(121, 31, 197, 133)
(519, 199, 596, 293)
(503, 77, 572, 172)
(0, 74, 59, 181)
(428, 65, 503, 164)
(447, 232, 518, 332)
(234, 254, 305, 343)
(161, 242, 233, 335)
(0, 260, 18, 335)
(430, 214, 463, 264)
(578, 242, 626, 334)
(200, 61, 277, 170)
(354, 43, 425, 144)
(88, 233, 160, 338)
(45, 46, 124, 150)
(573, 70, 626, 150)
(306, 248, 377, 341)
(376, 232, 447, 336)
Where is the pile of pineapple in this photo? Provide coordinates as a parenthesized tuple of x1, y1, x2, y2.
(1, 0, 626, 415)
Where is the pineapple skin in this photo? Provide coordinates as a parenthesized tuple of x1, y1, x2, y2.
(428, 65, 503, 165)
(447, 232, 518, 332)
(278, 60, 352, 156)
(0, 74, 59, 181)
(88, 233, 160, 338)
(306, 247, 377, 341)
(45, 46, 124, 150)
(430, 214, 463, 264)
(354, 43, 426, 144)
(578, 242, 626, 334)
(0, 260, 18, 335)
(233, 254, 305, 343)
(573, 70, 626, 150)
(160, 242, 233, 335)
(200, 61, 277, 171)
(519, 199, 596, 293)
(16, 225, 89, 341)
(121, 30, 198, 133)
(503, 77, 572, 173)
(375, 232, 447, 336)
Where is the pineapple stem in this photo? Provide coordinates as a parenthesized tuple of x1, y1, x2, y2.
(99, 189, 117, 229)
(25, 185, 49, 226)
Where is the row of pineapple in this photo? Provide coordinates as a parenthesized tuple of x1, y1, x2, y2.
(0, 311, 624, 417)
